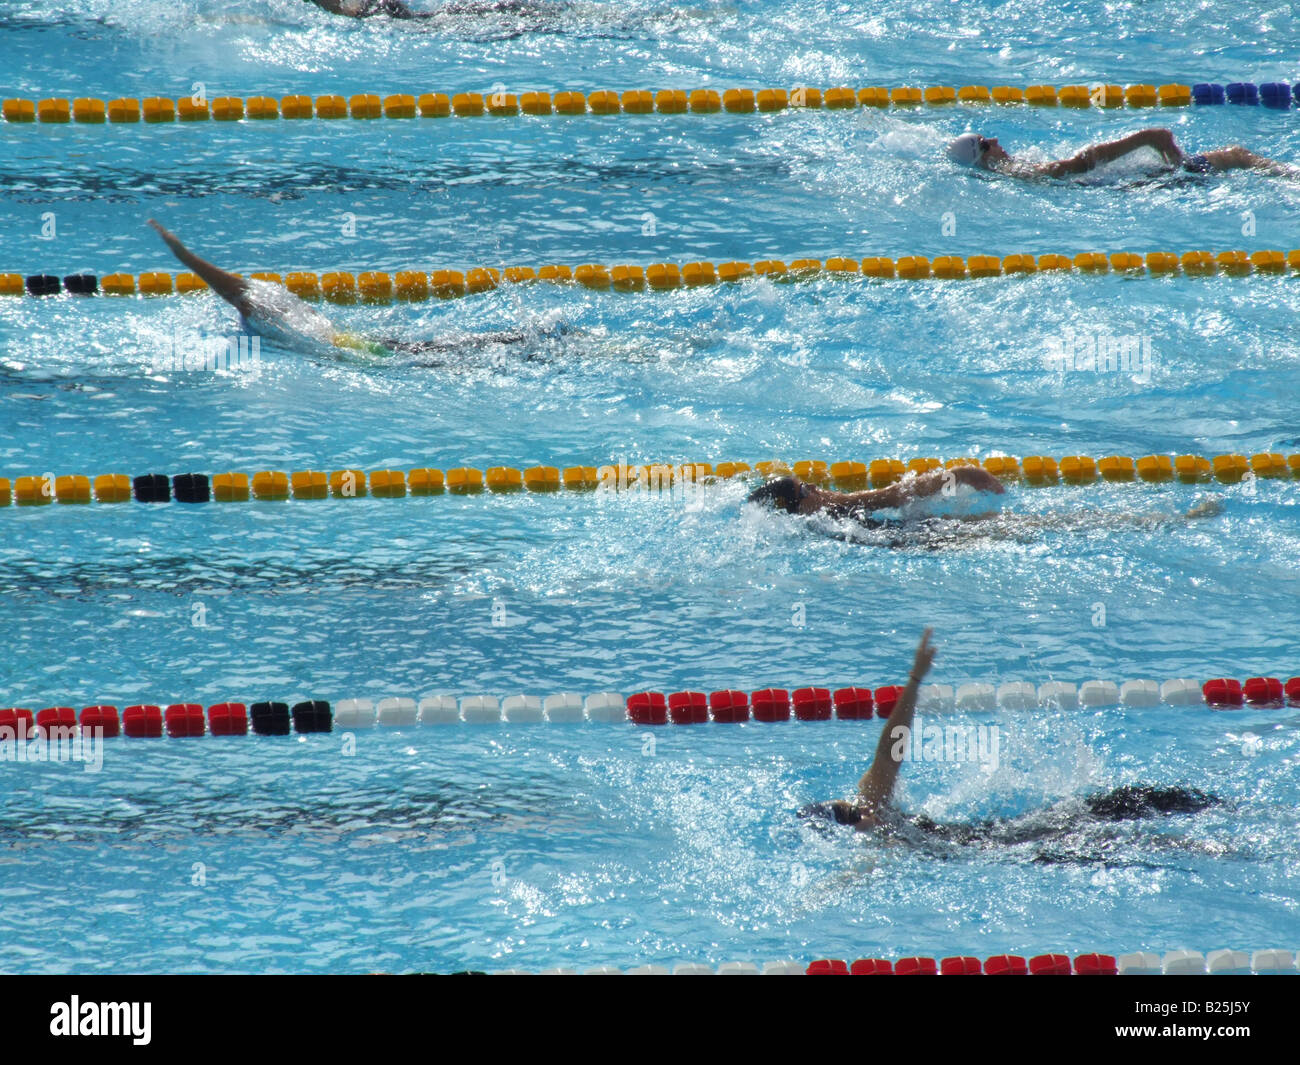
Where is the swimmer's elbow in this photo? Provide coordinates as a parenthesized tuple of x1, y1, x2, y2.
(1043, 154, 1089, 179)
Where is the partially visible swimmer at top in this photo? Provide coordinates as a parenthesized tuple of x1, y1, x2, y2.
(305, 0, 563, 17)
(147, 220, 550, 363)
(306, 0, 422, 16)
(947, 126, 1300, 179)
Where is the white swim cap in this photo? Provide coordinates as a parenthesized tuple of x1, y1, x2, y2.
(947, 132, 984, 166)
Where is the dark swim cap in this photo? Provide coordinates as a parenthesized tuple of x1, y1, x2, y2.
(797, 800, 863, 827)
(747, 476, 802, 514)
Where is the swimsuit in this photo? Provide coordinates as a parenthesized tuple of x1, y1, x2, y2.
(358, 0, 415, 16)
(800, 786, 1218, 849)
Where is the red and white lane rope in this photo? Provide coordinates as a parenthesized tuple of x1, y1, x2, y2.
(1, 675, 1295, 738)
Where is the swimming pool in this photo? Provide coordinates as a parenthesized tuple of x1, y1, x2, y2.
(1, 0, 1298, 974)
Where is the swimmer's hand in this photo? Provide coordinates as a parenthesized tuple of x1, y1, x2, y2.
(147, 218, 182, 251)
(909, 627, 937, 685)
(1183, 495, 1223, 520)
(1139, 128, 1183, 165)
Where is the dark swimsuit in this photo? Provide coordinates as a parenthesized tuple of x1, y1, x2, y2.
(356, 0, 416, 16)
(800, 786, 1218, 845)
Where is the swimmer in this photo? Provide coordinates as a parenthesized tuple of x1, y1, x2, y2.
(947, 127, 1299, 179)
(146, 220, 547, 361)
(746, 469, 1223, 541)
(747, 466, 1005, 524)
(798, 629, 1220, 841)
(306, 0, 560, 18)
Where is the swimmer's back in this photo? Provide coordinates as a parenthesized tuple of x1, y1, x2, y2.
(239, 280, 396, 357)
(240, 279, 338, 350)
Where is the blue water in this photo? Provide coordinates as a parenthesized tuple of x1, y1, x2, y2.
(1, 1, 1299, 973)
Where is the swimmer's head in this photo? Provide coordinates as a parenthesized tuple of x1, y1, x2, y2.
(947, 133, 1006, 169)
(746, 476, 804, 514)
(797, 800, 864, 830)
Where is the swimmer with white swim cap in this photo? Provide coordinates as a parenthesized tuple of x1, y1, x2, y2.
(147, 220, 547, 360)
(947, 127, 1299, 179)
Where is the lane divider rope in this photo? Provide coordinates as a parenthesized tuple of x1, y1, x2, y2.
(2, 453, 1297, 507)
(2, 82, 1297, 126)
(6, 248, 1300, 299)
(493, 949, 1298, 975)
(2, 676, 1295, 735)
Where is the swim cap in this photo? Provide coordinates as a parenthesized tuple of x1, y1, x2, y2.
(947, 132, 984, 166)
(747, 476, 803, 514)
(797, 800, 863, 827)
(754, 475, 811, 514)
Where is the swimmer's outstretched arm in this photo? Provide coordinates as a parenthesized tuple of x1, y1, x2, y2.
(1194, 145, 1300, 177)
(147, 220, 252, 315)
(808, 466, 1005, 515)
(854, 629, 937, 827)
(1032, 128, 1183, 178)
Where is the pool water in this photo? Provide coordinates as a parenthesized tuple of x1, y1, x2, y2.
(1, 0, 1298, 973)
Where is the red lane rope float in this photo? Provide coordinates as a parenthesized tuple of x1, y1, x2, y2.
(1, 675, 1295, 737)
(806, 949, 1285, 975)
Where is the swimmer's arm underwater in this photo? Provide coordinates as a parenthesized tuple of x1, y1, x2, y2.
(853, 628, 937, 828)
